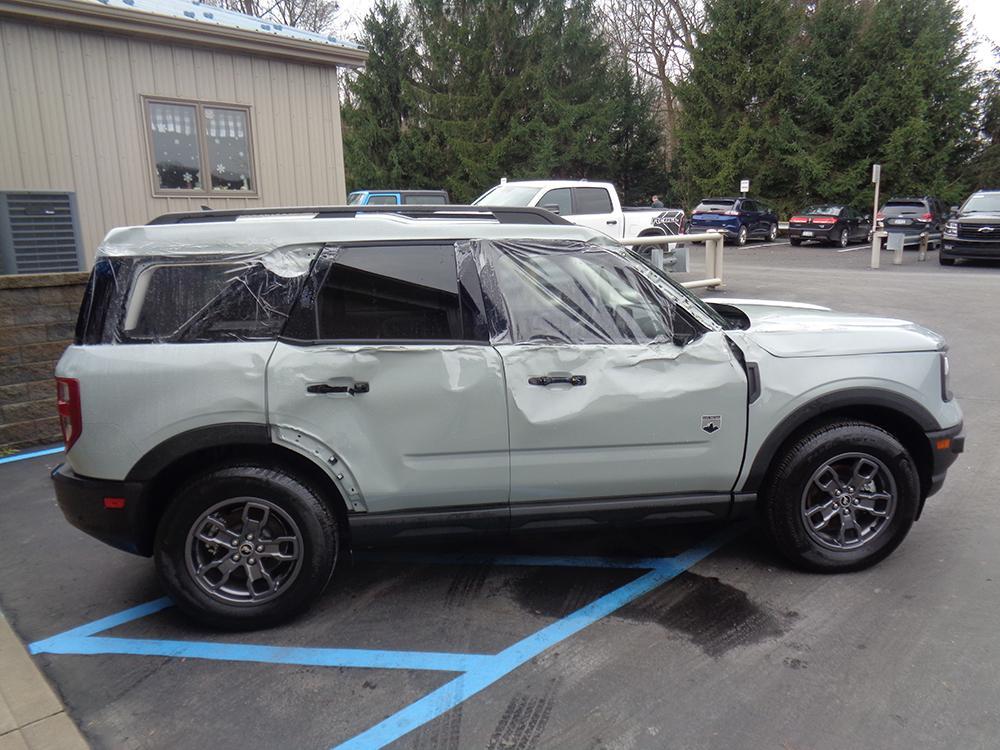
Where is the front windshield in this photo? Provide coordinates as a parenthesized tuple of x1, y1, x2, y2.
(473, 185, 541, 206)
(961, 193, 1000, 214)
(621, 248, 728, 329)
(805, 205, 842, 215)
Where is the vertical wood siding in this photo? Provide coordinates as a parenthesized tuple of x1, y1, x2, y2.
(0, 18, 347, 266)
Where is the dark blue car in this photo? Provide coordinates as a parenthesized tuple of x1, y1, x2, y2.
(688, 197, 779, 246)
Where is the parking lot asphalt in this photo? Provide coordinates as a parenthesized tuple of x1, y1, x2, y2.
(2, 241, 999, 750)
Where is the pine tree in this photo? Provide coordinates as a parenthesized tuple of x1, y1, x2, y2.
(673, 0, 802, 213)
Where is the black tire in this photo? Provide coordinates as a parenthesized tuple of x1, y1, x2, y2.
(768, 223, 778, 241)
(838, 228, 849, 248)
(761, 421, 920, 573)
(939, 256, 955, 266)
(789, 237, 802, 246)
(155, 464, 340, 630)
(736, 225, 748, 246)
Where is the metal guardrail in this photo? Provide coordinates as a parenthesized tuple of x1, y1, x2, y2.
(625, 232, 725, 289)
(870, 230, 931, 269)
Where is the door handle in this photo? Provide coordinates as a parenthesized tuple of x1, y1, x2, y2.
(307, 382, 369, 395)
(606, 220, 618, 225)
(528, 375, 587, 387)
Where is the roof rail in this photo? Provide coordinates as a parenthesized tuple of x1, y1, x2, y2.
(147, 205, 570, 226)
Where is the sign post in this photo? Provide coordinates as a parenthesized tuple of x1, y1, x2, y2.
(870, 164, 881, 269)
(739, 179, 750, 196)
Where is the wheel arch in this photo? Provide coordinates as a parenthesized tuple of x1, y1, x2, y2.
(744, 389, 936, 500)
(126, 424, 352, 555)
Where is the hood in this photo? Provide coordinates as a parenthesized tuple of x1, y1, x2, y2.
(704, 298, 945, 358)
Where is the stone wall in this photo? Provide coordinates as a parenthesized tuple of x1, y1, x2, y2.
(0, 273, 88, 453)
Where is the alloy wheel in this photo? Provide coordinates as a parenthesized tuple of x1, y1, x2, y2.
(185, 497, 304, 605)
(800, 452, 897, 551)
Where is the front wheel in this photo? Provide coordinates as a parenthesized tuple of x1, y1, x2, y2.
(761, 421, 920, 572)
(155, 464, 340, 630)
(736, 225, 748, 246)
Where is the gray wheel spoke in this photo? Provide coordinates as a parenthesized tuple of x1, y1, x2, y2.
(245, 560, 275, 599)
(814, 466, 846, 497)
(806, 500, 839, 531)
(856, 492, 891, 516)
(195, 515, 239, 549)
(198, 554, 241, 589)
(241, 502, 271, 538)
(850, 458, 879, 489)
(258, 536, 299, 561)
(838, 511, 861, 545)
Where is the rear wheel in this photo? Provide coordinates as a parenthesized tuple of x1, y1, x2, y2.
(838, 228, 849, 248)
(939, 256, 955, 266)
(737, 225, 748, 246)
(789, 237, 802, 246)
(155, 464, 340, 630)
(761, 421, 920, 572)
(768, 223, 778, 241)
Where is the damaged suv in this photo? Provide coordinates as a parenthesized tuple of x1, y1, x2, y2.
(53, 206, 964, 629)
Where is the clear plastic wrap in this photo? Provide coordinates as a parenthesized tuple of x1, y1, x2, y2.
(458, 238, 678, 345)
(78, 243, 323, 345)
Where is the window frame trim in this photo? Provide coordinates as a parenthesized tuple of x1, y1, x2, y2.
(142, 95, 259, 199)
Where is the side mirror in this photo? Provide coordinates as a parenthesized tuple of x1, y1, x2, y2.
(541, 203, 561, 215)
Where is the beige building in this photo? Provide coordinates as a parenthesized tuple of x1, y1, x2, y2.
(0, 0, 367, 272)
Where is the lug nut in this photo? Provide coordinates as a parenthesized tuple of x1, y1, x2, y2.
(256, 545, 264, 552)
(246, 534, 253, 541)
(232, 554, 240, 561)
(248, 558, 256, 565)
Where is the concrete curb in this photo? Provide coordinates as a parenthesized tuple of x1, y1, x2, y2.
(0, 613, 88, 750)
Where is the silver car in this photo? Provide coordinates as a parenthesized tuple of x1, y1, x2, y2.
(52, 205, 965, 629)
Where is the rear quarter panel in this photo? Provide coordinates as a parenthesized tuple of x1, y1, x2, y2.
(56, 343, 274, 480)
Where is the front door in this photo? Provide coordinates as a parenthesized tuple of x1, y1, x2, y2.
(481, 242, 748, 506)
(267, 243, 509, 516)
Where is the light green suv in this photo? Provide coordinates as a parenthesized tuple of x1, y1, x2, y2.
(52, 206, 964, 629)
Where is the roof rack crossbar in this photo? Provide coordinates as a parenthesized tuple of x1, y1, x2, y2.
(147, 205, 570, 226)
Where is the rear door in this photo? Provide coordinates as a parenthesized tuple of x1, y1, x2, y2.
(568, 187, 619, 236)
(268, 243, 509, 518)
(479, 241, 748, 511)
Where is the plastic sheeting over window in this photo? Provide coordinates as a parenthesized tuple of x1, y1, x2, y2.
(460, 239, 678, 345)
(76, 244, 321, 345)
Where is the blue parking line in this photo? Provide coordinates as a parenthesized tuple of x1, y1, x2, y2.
(0, 446, 63, 465)
(27, 524, 746, 750)
(332, 524, 744, 750)
(37, 636, 492, 672)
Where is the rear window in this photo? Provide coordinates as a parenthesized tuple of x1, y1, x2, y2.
(805, 205, 843, 215)
(365, 194, 399, 205)
(882, 201, 926, 216)
(694, 200, 735, 212)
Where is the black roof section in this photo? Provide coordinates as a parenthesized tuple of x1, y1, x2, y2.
(148, 205, 570, 226)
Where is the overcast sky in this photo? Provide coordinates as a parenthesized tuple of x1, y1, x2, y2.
(338, 0, 999, 70)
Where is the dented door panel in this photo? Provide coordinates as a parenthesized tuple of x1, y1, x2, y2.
(497, 332, 748, 502)
(266, 342, 510, 513)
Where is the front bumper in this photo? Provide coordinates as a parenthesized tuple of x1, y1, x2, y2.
(942, 238, 1000, 259)
(52, 463, 152, 556)
(924, 422, 965, 501)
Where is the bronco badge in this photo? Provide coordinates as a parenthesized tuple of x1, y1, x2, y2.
(702, 415, 721, 434)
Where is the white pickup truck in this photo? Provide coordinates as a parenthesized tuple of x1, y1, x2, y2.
(473, 180, 684, 240)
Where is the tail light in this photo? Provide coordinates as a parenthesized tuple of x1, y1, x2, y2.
(722, 210, 740, 216)
(56, 377, 82, 451)
(790, 216, 809, 223)
(812, 216, 837, 225)
(876, 212, 885, 220)
(919, 212, 933, 221)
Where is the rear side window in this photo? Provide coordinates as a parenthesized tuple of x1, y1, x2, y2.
(120, 257, 309, 343)
(316, 245, 466, 340)
(402, 194, 447, 205)
(741, 200, 757, 212)
(573, 188, 613, 215)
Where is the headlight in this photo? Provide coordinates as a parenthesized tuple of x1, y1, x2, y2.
(940, 353, 952, 402)
(944, 220, 958, 236)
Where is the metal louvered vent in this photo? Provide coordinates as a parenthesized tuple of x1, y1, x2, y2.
(0, 192, 84, 275)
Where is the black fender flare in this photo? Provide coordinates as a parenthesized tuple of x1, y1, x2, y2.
(126, 423, 270, 481)
(742, 388, 937, 494)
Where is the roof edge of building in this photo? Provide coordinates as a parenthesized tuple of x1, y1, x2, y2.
(0, 0, 369, 67)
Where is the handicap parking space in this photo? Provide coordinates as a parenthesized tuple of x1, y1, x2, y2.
(4, 251, 1000, 749)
